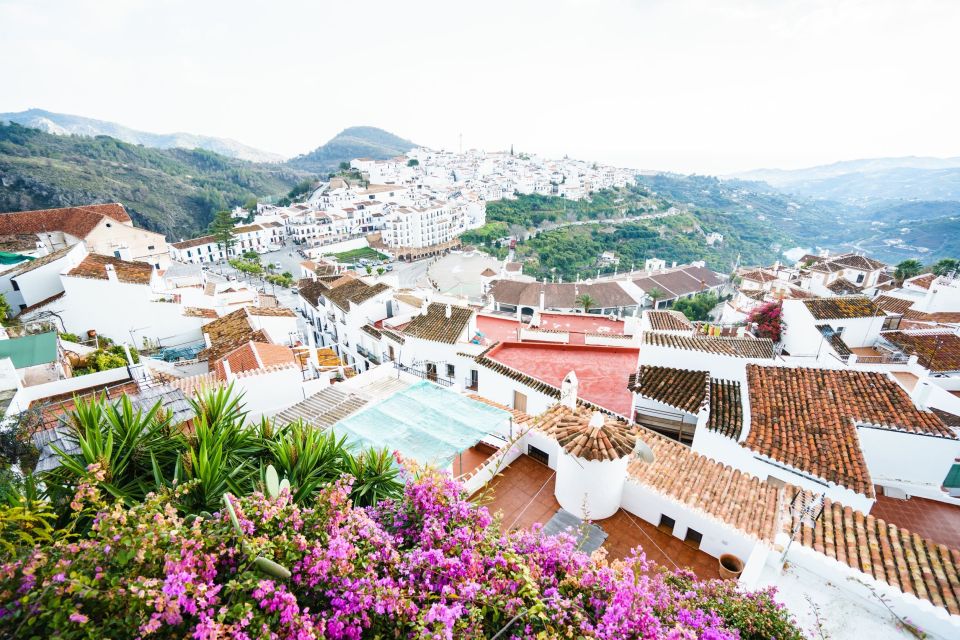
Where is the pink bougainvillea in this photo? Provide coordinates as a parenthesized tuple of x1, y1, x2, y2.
(0, 468, 803, 639)
(748, 301, 786, 343)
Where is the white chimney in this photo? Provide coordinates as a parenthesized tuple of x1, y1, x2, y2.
(912, 380, 933, 409)
(588, 411, 604, 429)
(105, 263, 118, 283)
(560, 370, 578, 409)
(444, 303, 452, 319)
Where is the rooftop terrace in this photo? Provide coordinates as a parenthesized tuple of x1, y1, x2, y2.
(480, 455, 720, 579)
(482, 342, 640, 415)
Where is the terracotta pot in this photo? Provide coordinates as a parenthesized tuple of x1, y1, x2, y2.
(718, 553, 744, 580)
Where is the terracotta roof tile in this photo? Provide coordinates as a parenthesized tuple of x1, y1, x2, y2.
(802, 295, 884, 320)
(246, 306, 296, 317)
(0, 203, 131, 240)
(708, 379, 743, 440)
(403, 303, 473, 344)
(906, 273, 937, 290)
(788, 495, 960, 615)
(827, 254, 887, 271)
(646, 310, 693, 331)
(66, 253, 153, 284)
(183, 307, 218, 319)
(882, 331, 960, 372)
(902, 310, 960, 325)
(874, 295, 915, 315)
(825, 277, 863, 295)
(199, 308, 270, 363)
(536, 404, 638, 462)
(628, 430, 781, 541)
(643, 332, 775, 359)
(324, 277, 390, 311)
(171, 235, 216, 250)
(627, 365, 708, 414)
(745, 365, 954, 497)
(740, 269, 778, 283)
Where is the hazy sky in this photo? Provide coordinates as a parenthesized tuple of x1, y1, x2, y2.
(2, 0, 958, 174)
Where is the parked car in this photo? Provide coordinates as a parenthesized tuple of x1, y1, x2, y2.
(291, 287, 299, 294)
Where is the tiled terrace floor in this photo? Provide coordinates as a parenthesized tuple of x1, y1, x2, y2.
(477, 455, 721, 579)
(870, 490, 960, 549)
(453, 443, 498, 478)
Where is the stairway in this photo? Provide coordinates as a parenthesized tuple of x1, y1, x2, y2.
(356, 376, 410, 401)
(273, 386, 369, 429)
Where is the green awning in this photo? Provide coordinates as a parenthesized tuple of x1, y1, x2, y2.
(0, 251, 34, 266)
(944, 464, 960, 490)
(0, 332, 58, 368)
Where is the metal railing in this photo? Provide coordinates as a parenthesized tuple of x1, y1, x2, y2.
(393, 362, 453, 387)
(356, 345, 381, 365)
(464, 376, 479, 391)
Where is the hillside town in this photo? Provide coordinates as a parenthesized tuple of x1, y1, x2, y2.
(1, 149, 959, 639)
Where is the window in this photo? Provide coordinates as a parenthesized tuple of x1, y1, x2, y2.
(528, 445, 549, 466)
(683, 528, 703, 549)
(446, 364, 455, 379)
(11, 280, 19, 291)
(113, 250, 121, 258)
(657, 514, 676, 534)
(148, 245, 155, 250)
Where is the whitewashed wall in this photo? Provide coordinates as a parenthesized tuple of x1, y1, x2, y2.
(857, 426, 960, 503)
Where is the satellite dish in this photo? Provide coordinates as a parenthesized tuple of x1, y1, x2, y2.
(633, 439, 655, 464)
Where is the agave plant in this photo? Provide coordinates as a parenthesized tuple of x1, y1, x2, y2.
(265, 422, 350, 504)
(172, 413, 259, 514)
(49, 394, 182, 506)
(189, 384, 248, 432)
(343, 447, 402, 507)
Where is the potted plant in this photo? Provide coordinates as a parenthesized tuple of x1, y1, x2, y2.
(718, 553, 744, 580)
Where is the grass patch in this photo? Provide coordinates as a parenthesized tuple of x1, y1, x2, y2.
(326, 247, 389, 262)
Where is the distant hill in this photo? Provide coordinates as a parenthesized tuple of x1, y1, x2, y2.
(732, 156, 960, 203)
(0, 123, 306, 238)
(287, 126, 415, 173)
(0, 109, 284, 163)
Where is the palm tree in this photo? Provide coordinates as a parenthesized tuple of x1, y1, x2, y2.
(931, 258, 959, 276)
(647, 287, 665, 309)
(894, 259, 924, 284)
(576, 294, 595, 313)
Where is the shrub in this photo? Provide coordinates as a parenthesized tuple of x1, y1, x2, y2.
(747, 301, 785, 342)
(0, 465, 803, 639)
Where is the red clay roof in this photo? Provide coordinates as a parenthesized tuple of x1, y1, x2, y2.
(536, 404, 638, 462)
(481, 342, 639, 416)
(874, 295, 915, 315)
(646, 310, 693, 331)
(216, 341, 296, 377)
(66, 253, 154, 284)
(802, 296, 884, 320)
(882, 331, 960, 372)
(0, 203, 131, 240)
(906, 273, 937, 290)
(788, 494, 960, 615)
(745, 365, 953, 497)
(628, 430, 781, 541)
(627, 365, 708, 414)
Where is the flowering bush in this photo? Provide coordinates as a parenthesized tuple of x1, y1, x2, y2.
(747, 301, 785, 343)
(0, 465, 803, 639)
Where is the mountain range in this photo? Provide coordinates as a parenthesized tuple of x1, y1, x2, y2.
(0, 109, 285, 163)
(732, 156, 960, 203)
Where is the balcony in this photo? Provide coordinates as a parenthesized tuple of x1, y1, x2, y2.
(356, 344, 381, 365)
